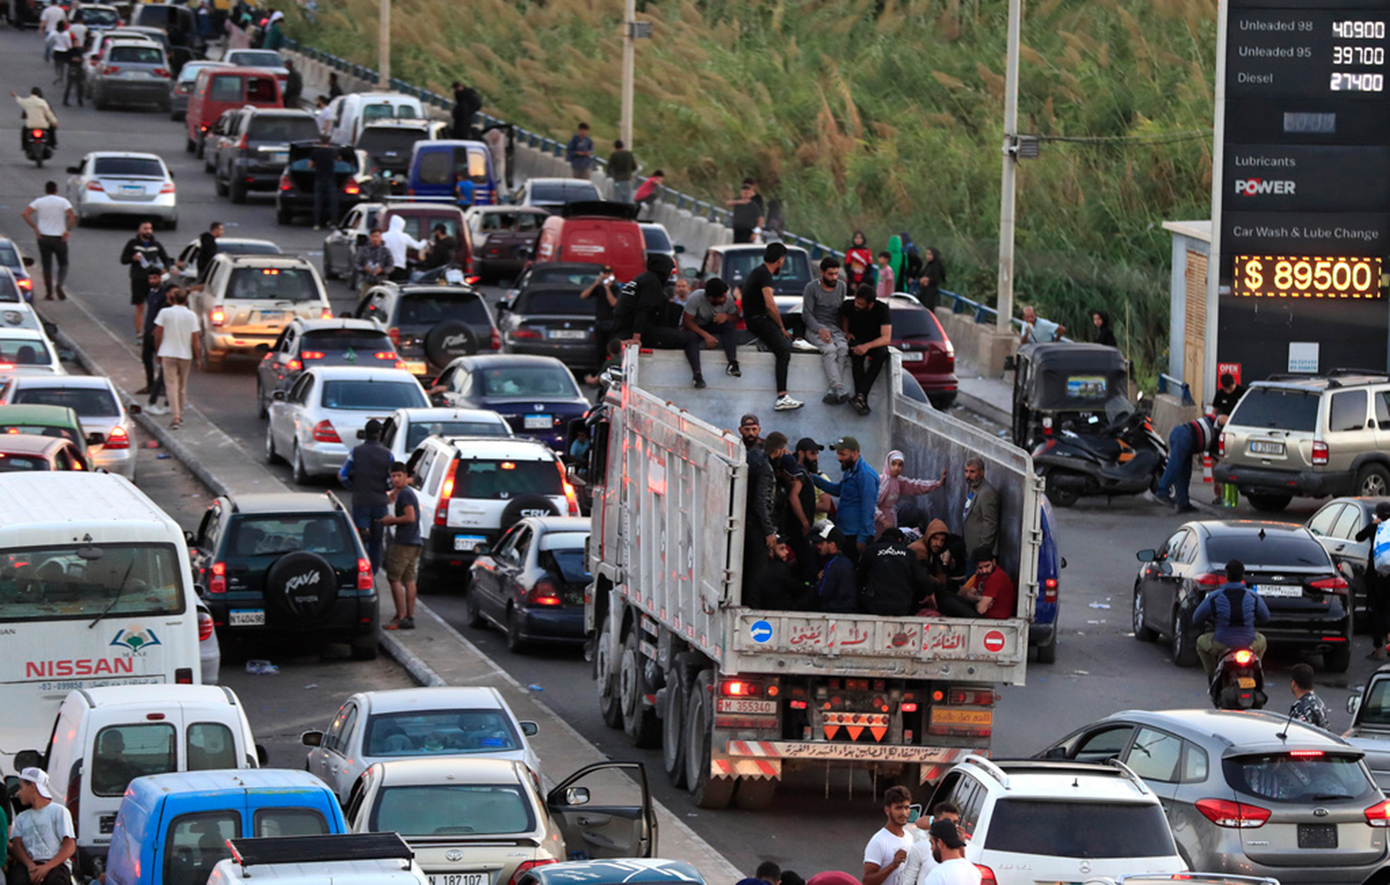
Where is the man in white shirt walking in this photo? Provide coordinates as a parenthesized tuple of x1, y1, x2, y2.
(863, 786, 915, 885)
(153, 288, 201, 429)
(20, 180, 75, 301)
(921, 819, 979, 885)
(38, 2, 65, 60)
(8, 767, 77, 885)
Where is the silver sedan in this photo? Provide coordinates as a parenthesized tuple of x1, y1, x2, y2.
(66, 152, 178, 229)
(0, 374, 140, 480)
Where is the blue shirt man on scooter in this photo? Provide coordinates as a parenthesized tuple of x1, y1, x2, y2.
(1192, 558, 1271, 679)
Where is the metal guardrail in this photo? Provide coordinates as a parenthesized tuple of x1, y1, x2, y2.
(1157, 373, 1195, 405)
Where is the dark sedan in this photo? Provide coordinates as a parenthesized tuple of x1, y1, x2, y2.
(498, 287, 598, 372)
(466, 516, 590, 652)
(1132, 520, 1352, 672)
(1304, 496, 1390, 622)
(432, 354, 589, 451)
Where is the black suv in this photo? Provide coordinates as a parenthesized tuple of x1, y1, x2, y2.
(354, 283, 499, 381)
(213, 107, 322, 203)
(191, 492, 379, 659)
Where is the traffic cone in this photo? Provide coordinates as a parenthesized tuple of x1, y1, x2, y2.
(1202, 455, 1214, 484)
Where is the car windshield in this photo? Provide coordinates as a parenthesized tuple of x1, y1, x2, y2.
(13, 386, 118, 417)
(1204, 532, 1329, 567)
(363, 102, 417, 123)
(530, 182, 597, 204)
(397, 292, 486, 326)
(0, 275, 21, 303)
(642, 227, 672, 252)
(1359, 679, 1390, 726)
(891, 308, 944, 341)
(515, 291, 594, 316)
(479, 212, 543, 233)
(404, 420, 508, 452)
(371, 784, 534, 837)
(247, 115, 319, 142)
(226, 515, 355, 557)
(479, 366, 580, 399)
(0, 454, 51, 472)
(724, 250, 810, 283)
(91, 723, 177, 797)
(1225, 752, 1375, 802)
(223, 241, 283, 256)
(418, 147, 488, 186)
(177, 63, 217, 85)
(525, 266, 602, 288)
(452, 459, 562, 499)
(391, 215, 460, 242)
(0, 543, 185, 623)
(318, 380, 427, 411)
(83, 7, 119, 26)
(226, 267, 321, 301)
(983, 798, 1176, 858)
(362, 708, 521, 757)
(539, 532, 589, 585)
(301, 329, 394, 355)
(231, 50, 283, 67)
(358, 128, 422, 158)
(93, 157, 165, 178)
(1231, 388, 1320, 432)
(0, 338, 51, 366)
(108, 45, 164, 64)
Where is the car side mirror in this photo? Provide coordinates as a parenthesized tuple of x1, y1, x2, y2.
(272, 390, 286, 401)
(1003, 355, 1016, 371)
(22, 256, 34, 267)
(674, 244, 685, 254)
(66, 166, 81, 174)
(127, 403, 143, 415)
(14, 749, 42, 772)
(1349, 695, 1363, 717)
(58, 349, 75, 362)
(169, 171, 175, 179)
(184, 530, 197, 546)
(1136, 549, 1156, 562)
(519, 721, 539, 736)
(561, 786, 590, 806)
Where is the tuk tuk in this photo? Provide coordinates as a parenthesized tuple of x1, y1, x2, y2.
(1007, 342, 1129, 449)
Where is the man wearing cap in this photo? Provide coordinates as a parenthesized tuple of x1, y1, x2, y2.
(339, 417, 393, 574)
(812, 436, 879, 555)
(812, 522, 857, 613)
(737, 414, 777, 607)
(9, 768, 76, 885)
(921, 819, 979, 885)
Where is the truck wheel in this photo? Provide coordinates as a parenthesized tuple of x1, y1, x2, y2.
(1034, 627, 1057, 664)
(621, 629, 660, 748)
(662, 672, 688, 788)
(685, 670, 733, 808)
(596, 617, 623, 729)
(733, 777, 776, 810)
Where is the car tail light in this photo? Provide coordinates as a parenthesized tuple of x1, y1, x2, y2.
(975, 866, 996, 885)
(311, 420, 341, 443)
(86, 180, 105, 192)
(211, 307, 226, 328)
(1042, 416, 1053, 435)
(466, 275, 481, 285)
(198, 609, 214, 641)
(1312, 441, 1329, 465)
(721, 678, 762, 697)
(153, 68, 169, 78)
(1365, 800, 1390, 827)
(527, 577, 562, 606)
(1043, 577, 1058, 603)
(407, 187, 414, 196)
(104, 426, 130, 450)
(301, 351, 326, 361)
(320, 307, 334, 320)
(278, 173, 292, 191)
(506, 860, 557, 885)
(175, 667, 193, 684)
(490, 327, 501, 351)
(435, 460, 459, 526)
(1310, 575, 1349, 594)
(388, 327, 400, 346)
(343, 181, 360, 195)
(1233, 649, 1254, 665)
(374, 351, 400, 362)
(209, 561, 226, 594)
(159, 181, 176, 194)
(1288, 749, 1325, 757)
(102, 66, 119, 75)
(1193, 572, 1225, 587)
(554, 462, 580, 515)
(1195, 798, 1270, 828)
(286, 358, 302, 371)
(511, 328, 542, 339)
(236, 132, 249, 150)
(357, 557, 373, 590)
(1218, 433, 1227, 457)
(16, 278, 31, 292)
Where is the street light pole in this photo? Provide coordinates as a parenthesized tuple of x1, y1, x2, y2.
(620, 0, 635, 148)
(378, 0, 390, 88)
(996, 0, 1022, 334)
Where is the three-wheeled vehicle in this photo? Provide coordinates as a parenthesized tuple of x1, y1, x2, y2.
(1007, 342, 1129, 449)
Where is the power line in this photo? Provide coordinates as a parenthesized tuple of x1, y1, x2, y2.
(1035, 130, 1212, 146)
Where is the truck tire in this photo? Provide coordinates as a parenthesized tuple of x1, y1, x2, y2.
(621, 629, 660, 747)
(265, 551, 339, 623)
(596, 617, 623, 729)
(1034, 626, 1057, 664)
(733, 777, 776, 810)
(662, 672, 688, 788)
(685, 670, 733, 808)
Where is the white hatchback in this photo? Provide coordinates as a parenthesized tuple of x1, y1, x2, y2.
(0, 328, 64, 385)
(0, 374, 139, 480)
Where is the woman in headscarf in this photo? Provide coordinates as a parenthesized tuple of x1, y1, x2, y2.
(262, 10, 285, 49)
(918, 246, 947, 310)
(845, 230, 874, 289)
(885, 234, 908, 293)
(1091, 310, 1117, 347)
(875, 449, 945, 536)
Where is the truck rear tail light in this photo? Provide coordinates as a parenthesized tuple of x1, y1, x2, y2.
(1195, 798, 1270, 828)
(1312, 441, 1329, 465)
(357, 557, 373, 590)
(900, 702, 918, 712)
(105, 426, 130, 450)
(720, 678, 762, 697)
(311, 420, 341, 443)
(1043, 577, 1058, 603)
(947, 688, 995, 706)
(435, 460, 459, 526)
(209, 561, 226, 594)
(789, 700, 808, 710)
(527, 578, 562, 606)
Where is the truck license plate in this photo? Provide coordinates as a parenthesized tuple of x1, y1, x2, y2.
(930, 708, 993, 727)
(524, 414, 551, 429)
(229, 609, 265, 626)
(718, 699, 777, 716)
(1249, 440, 1285, 456)
(428, 876, 486, 885)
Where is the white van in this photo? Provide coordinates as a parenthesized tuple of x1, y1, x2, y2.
(17, 685, 264, 879)
(325, 92, 426, 147)
(0, 472, 203, 773)
(208, 833, 428, 885)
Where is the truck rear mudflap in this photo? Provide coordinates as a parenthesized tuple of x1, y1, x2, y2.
(713, 741, 980, 785)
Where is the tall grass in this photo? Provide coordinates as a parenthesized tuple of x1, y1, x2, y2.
(294, 0, 1217, 378)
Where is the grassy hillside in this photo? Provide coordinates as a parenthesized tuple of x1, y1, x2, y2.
(292, 0, 1218, 378)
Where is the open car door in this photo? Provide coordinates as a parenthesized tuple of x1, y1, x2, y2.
(546, 761, 656, 860)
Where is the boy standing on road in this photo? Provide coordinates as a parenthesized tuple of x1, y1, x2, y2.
(863, 785, 915, 885)
(20, 180, 74, 301)
(153, 288, 200, 430)
(8, 767, 76, 885)
(136, 269, 169, 413)
(380, 461, 421, 631)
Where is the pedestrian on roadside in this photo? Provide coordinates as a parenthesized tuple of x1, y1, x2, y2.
(50, 21, 70, 86)
(451, 81, 481, 140)
(1146, 412, 1224, 514)
(379, 461, 421, 631)
(1211, 372, 1245, 417)
(607, 139, 636, 204)
(309, 131, 340, 230)
(354, 228, 393, 294)
(846, 230, 874, 290)
(727, 178, 765, 244)
(740, 242, 802, 411)
(886, 234, 908, 294)
(874, 251, 895, 301)
(338, 418, 392, 573)
(1355, 502, 1390, 660)
(281, 58, 302, 107)
(842, 284, 893, 416)
(919, 820, 979, 885)
(20, 180, 74, 301)
(566, 122, 594, 180)
(916, 247, 946, 311)
(680, 277, 742, 379)
(1288, 662, 1330, 729)
(581, 265, 619, 367)
(39, 2, 65, 62)
(1090, 310, 1117, 347)
(632, 170, 663, 218)
(1019, 305, 1065, 344)
(153, 287, 200, 430)
(8, 767, 76, 885)
(327, 71, 343, 98)
(194, 221, 223, 282)
(900, 804, 962, 885)
(863, 786, 914, 885)
(120, 221, 170, 341)
(314, 95, 332, 135)
(802, 256, 850, 405)
(135, 269, 169, 412)
(63, 14, 87, 107)
(261, 10, 284, 49)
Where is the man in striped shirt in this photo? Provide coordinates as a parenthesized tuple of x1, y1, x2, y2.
(1148, 412, 1225, 513)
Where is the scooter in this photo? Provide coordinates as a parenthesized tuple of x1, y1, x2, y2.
(1211, 646, 1267, 710)
(22, 126, 54, 168)
(1031, 399, 1168, 507)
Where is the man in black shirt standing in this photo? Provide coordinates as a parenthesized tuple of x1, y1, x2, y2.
(581, 266, 620, 368)
(309, 133, 341, 231)
(741, 242, 803, 411)
(194, 221, 222, 282)
(727, 178, 764, 244)
(841, 284, 893, 416)
(1211, 372, 1245, 417)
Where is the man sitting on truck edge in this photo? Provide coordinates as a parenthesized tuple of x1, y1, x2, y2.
(613, 254, 705, 388)
(681, 277, 742, 379)
(9, 767, 76, 885)
(802, 255, 850, 404)
(812, 436, 878, 557)
(959, 547, 1016, 619)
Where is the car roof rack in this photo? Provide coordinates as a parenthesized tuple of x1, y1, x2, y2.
(1104, 756, 1151, 795)
(227, 833, 413, 870)
(962, 754, 1010, 789)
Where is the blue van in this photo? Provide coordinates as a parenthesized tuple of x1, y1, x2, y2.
(105, 769, 346, 885)
(1030, 497, 1063, 663)
(407, 140, 498, 205)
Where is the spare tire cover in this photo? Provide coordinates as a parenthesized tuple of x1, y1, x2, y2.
(264, 551, 340, 622)
(424, 320, 479, 368)
(499, 494, 561, 531)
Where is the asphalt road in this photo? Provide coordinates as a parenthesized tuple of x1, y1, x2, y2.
(5, 23, 1390, 879)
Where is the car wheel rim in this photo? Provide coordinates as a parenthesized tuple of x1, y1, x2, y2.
(1366, 475, 1388, 496)
(1133, 590, 1145, 633)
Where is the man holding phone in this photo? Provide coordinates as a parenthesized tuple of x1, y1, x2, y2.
(581, 266, 620, 369)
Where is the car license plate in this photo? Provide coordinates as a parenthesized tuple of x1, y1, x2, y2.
(271, 152, 288, 164)
(717, 699, 777, 716)
(258, 310, 285, 323)
(524, 414, 551, 429)
(1249, 440, 1285, 456)
(548, 329, 587, 340)
(454, 535, 486, 552)
(1256, 583, 1303, 597)
(403, 360, 428, 375)
(444, 268, 465, 284)
(1238, 676, 1257, 689)
(428, 875, 486, 885)
(123, 70, 147, 78)
(121, 184, 143, 194)
(901, 352, 924, 361)
(229, 609, 265, 626)
(1298, 823, 1337, 849)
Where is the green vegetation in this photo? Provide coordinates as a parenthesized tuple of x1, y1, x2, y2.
(292, 0, 1217, 377)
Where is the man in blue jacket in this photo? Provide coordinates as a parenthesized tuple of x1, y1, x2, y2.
(812, 522, 857, 613)
(1192, 559, 1270, 678)
(812, 435, 879, 556)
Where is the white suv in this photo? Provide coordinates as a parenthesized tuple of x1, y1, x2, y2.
(193, 253, 333, 370)
(928, 756, 1186, 885)
(406, 435, 577, 576)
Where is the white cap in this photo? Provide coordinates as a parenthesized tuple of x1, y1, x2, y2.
(19, 767, 52, 800)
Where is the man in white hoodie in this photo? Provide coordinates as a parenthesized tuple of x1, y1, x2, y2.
(380, 215, 427, 282)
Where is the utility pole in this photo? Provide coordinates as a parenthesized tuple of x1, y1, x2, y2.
(378, 0, 390, 89)
(620, 0, 636, 148)
(996, 0, 1022, 334)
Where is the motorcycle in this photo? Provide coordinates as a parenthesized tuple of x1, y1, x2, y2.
(1211, 646, 1267, 710)
(1031, 395, 1168, 507)
(22, 126, 54, 168)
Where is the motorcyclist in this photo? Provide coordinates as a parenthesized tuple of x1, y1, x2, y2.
(1192, 558, 1270, 679)
(11, 87, 58, 150)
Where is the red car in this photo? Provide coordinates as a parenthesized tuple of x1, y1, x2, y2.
(885, 294, 957, 409)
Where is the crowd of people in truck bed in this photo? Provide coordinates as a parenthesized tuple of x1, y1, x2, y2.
(735, 414, 1015, 620)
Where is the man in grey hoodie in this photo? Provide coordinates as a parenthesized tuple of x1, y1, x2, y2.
(802, 256, 850, 405)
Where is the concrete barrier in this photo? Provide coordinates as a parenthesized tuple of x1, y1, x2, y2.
(936, 307, 1017, 377)
(1152, 392, 1199, 440)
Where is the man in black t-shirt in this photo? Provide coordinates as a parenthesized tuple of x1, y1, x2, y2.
(727, 178, 765, 243)
(309, 134, 341, 231)
(1211, 372, 1246, 417)
(741, 242, 803, 411)
(581, 268, 620, 368)
(841, 284, 893, 415)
